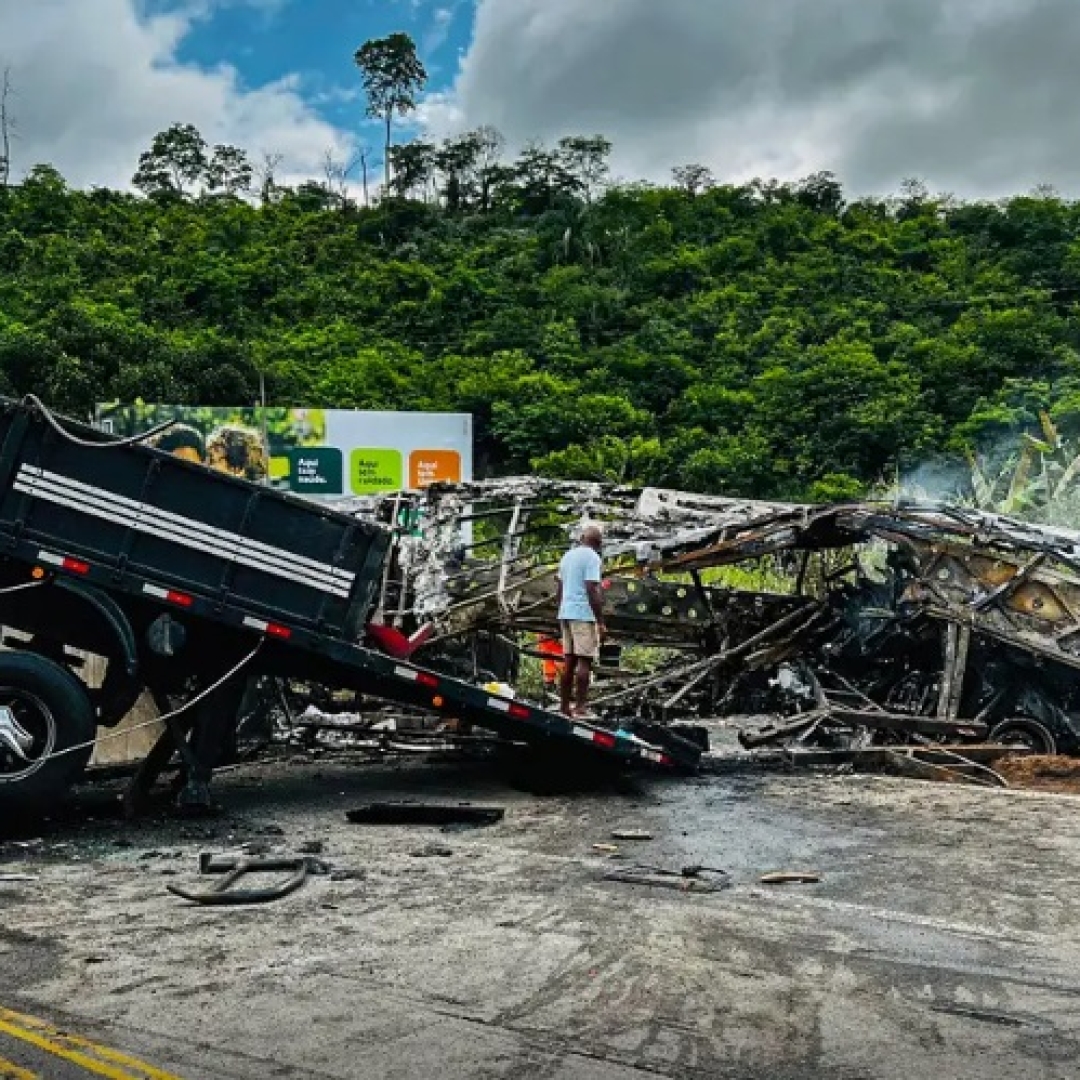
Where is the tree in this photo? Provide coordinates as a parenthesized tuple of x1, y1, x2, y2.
(534, 435, 665, 485)
(473, 126, 506, 211)
(795, 171, 844, 215)
(397, 127, 511, 211)
(205, 144, 253, 196)
(133, 123, 209, 199)
(320, 148, 365, 211)
(254, 151, 284, 205)
(435, 131, 486, 212)
(353, 33, 428, 191)
(896, 176, 931, 221)
(133, 125, 253, 200)
(0, 66, 13, 190)
(289, 181, 339, 212)
(12, 164, 71, 232)
(671, 163, 715, 198)
(7, 123, 1080, 503)
(557, 135, 612, 203)
(511, 141, 581, 215)
(388, 140, 436, 200)
(357, 145, 373, 206)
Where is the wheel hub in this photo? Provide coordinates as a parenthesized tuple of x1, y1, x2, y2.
(0, 704, 33, 761)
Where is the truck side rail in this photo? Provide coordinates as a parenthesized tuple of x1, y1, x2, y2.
(5, 539, 698, 772)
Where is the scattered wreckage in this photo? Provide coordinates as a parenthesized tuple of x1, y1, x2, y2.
(347, 479, 1080, 759)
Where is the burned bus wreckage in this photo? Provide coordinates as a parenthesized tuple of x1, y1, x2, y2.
(352, 480, 1080, 758)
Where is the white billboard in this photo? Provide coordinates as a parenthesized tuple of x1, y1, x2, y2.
(95, 404, 473, 499)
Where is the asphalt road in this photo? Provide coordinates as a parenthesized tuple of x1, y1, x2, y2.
(0, 1003, 184, 1078)
(4, 752, 1080, 1079)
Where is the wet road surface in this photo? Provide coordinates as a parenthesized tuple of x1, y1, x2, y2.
(4, 755, 1080, 1078)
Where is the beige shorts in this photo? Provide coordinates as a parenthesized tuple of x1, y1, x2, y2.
(560, 620, 600, 659)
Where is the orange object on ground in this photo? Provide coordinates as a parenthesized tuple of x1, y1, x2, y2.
(538, 635, 564, 684)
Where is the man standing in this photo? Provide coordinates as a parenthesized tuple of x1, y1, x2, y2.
(555, 525, 606, 718)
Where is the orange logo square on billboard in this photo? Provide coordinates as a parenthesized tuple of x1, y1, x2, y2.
(410, 449, 462, 488)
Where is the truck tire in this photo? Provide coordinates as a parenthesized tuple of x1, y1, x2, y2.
(0, 652, 96, 813)
(989, 717, 1058, 757)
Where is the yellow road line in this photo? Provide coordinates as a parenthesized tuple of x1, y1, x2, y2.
(1, 1007, 182, 1078)
(0, 1008, 185, 1080)
(0, 1053, 39, 1080)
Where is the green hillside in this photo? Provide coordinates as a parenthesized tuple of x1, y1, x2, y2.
(3, 129, 1080, 501)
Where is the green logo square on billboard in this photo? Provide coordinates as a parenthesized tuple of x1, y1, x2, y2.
(350, 448, 403, 494)
(287, 447, 343, 495)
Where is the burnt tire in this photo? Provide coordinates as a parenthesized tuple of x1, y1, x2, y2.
(989, 717, 1058, 757)
(0, 652, 96, 814)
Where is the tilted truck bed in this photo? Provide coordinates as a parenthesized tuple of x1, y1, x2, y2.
(0, 399, 699, 774)
(0, 400, 391, 639)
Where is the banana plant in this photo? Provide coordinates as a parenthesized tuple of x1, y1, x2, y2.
(965, 411, 1080, 524)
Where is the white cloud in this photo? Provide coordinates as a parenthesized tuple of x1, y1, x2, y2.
(423, 7, 456, 54)
(148, 0, 292, 18)
(432, 0, 1080, 198)
(0, 0, 353, 190)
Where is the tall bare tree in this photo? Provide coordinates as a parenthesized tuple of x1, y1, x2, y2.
(0, 66, 15, 190)
(321, 148, 365, 211)
(473, 126, 505, 211)
(255, 151, 284, 205)
(357, 145, 372, 207)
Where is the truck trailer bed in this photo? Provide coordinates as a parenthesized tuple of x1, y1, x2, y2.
(0, 398, 698, 809)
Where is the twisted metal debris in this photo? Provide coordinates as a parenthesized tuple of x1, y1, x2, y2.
(344, 482, 1080, 756)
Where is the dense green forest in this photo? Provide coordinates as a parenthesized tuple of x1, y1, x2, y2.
(4, 115, 1080, 501)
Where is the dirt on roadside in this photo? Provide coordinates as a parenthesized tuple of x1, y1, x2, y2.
(996, 754, 1080, 793)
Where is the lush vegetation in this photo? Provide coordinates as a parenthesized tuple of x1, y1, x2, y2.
(5, 102, 1080, 501)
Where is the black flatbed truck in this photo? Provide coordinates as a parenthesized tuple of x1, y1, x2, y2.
(0, 397, 698, 814)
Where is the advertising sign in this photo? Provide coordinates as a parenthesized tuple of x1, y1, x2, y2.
(95, 404, 472, 498)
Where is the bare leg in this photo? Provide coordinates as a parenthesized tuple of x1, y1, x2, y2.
(560, 654, 578, 716)
(574, 657, 594, 715)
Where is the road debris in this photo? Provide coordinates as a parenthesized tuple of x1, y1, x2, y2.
(760, 871, 822, 885)
(611, 830, 653, 841)
(604, 872, 720, 893)
(604, 863, 731, 893)
(167, 852, 326, 906)
(345, 803, 506, 827)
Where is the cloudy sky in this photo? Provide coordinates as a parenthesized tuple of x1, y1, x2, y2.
(0, 0, 1076, 197)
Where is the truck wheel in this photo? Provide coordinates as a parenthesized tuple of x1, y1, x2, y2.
(989, 717, 1058, 757)
(0, 652, 96, 813)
